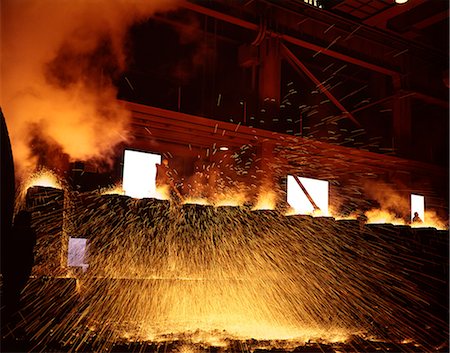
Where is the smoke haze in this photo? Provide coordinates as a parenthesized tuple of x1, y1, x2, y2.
(1, 0, 177, 176)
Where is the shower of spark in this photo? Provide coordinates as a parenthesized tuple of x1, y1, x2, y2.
(23, 169, 62, 190)
(13, 176, 446, 353)
(14, 168, 63, 214)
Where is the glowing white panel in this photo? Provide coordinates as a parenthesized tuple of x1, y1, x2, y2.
(68, 237, 88, 268)
(411, 194, 425, 222)
(287, 176, 314, 214)
(123, 150, 161, 199)
(299, 177, 329, 215)
(287, 175, 329, 215)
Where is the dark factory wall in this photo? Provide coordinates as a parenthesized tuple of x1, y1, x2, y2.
(116, 1, 448, 169)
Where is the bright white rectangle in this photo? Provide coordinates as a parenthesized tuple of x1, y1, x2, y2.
(287, 175, 314, 215)
(411, 194, 425, 222)
(123, 149, 161, 199)
(68, 237, 87, 267)
(287, 175, 329, 215)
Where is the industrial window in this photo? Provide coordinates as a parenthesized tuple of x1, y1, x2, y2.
(67, 237, 88, 271)
(122, 149, 161, 198)
(287, 175, 329, 215)
(411, 194, 425, 222)
(303, 0, 323, 9)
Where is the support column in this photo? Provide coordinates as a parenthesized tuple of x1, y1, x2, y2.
(258, 38, 281, 128)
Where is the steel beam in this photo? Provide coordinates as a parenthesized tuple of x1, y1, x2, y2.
(277, 33, 399, 78)
(364, 0, 427, 28)
(180, 1, 258, 31)
(123, 101, 448, 178)
(179, 1, 399, 78)
(414, 9, 449, 30)
(408, 91, 449, 109)
(280, 43, 361, 127)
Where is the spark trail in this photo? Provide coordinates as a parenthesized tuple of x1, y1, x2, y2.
(16, 181, 448, 352)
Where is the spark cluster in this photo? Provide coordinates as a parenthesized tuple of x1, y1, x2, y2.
(15, 178, 447, 352)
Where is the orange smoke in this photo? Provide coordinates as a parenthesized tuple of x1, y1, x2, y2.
(364, 182, 410, 215)
(414, 210, 448, 230)
(1, 0, 177, 177)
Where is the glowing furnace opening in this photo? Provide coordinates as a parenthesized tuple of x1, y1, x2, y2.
(122, 149, 161, 199)
(287, 175, 329, 215)
(411, 194, 425, 222)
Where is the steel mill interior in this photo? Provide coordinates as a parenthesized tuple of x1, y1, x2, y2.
(0, 0, 448, 352)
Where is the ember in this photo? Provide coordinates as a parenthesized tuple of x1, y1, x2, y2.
(4, 184, 446, 352)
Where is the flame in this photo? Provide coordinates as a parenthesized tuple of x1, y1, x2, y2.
(154, 185, 171, 201)
(183, 197, 210, 205)
(365, 209, 405, 225)
(102, 183, 170, 201)
(311, 209, 329, 217)
(213, 191, 247, 207)
(252, 189, 277, 210)
(15, 168, 63, 212)
(23, 169, 62, 190)
(411, 210, 448, 230)
(101, 184, 124, 196)
(364, 209, 448, 230)
(285, 207, 330, 218)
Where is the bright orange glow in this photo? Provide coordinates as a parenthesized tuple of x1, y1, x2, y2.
(102, 183, 169, 201)
(2, 0, 178, 174)
(214, 192, 247, 207)
(24, 169, 62, 190)
(15, 169, 63, 213)
(253, 189, 277, 210)
(141, 322, 350, 345)
(101, 184, 124, 195)
(183, 197, 210, 205)
(365, 209, 405, 225)
(154, 185, 171, 201)
(364, 208, 447, 230)
(412, 210, 448, 230)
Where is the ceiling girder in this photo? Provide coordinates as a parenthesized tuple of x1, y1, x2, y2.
(280, 43, 361, 127)
(180, 0, 399, 78)
(363, 0, 427, 27)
